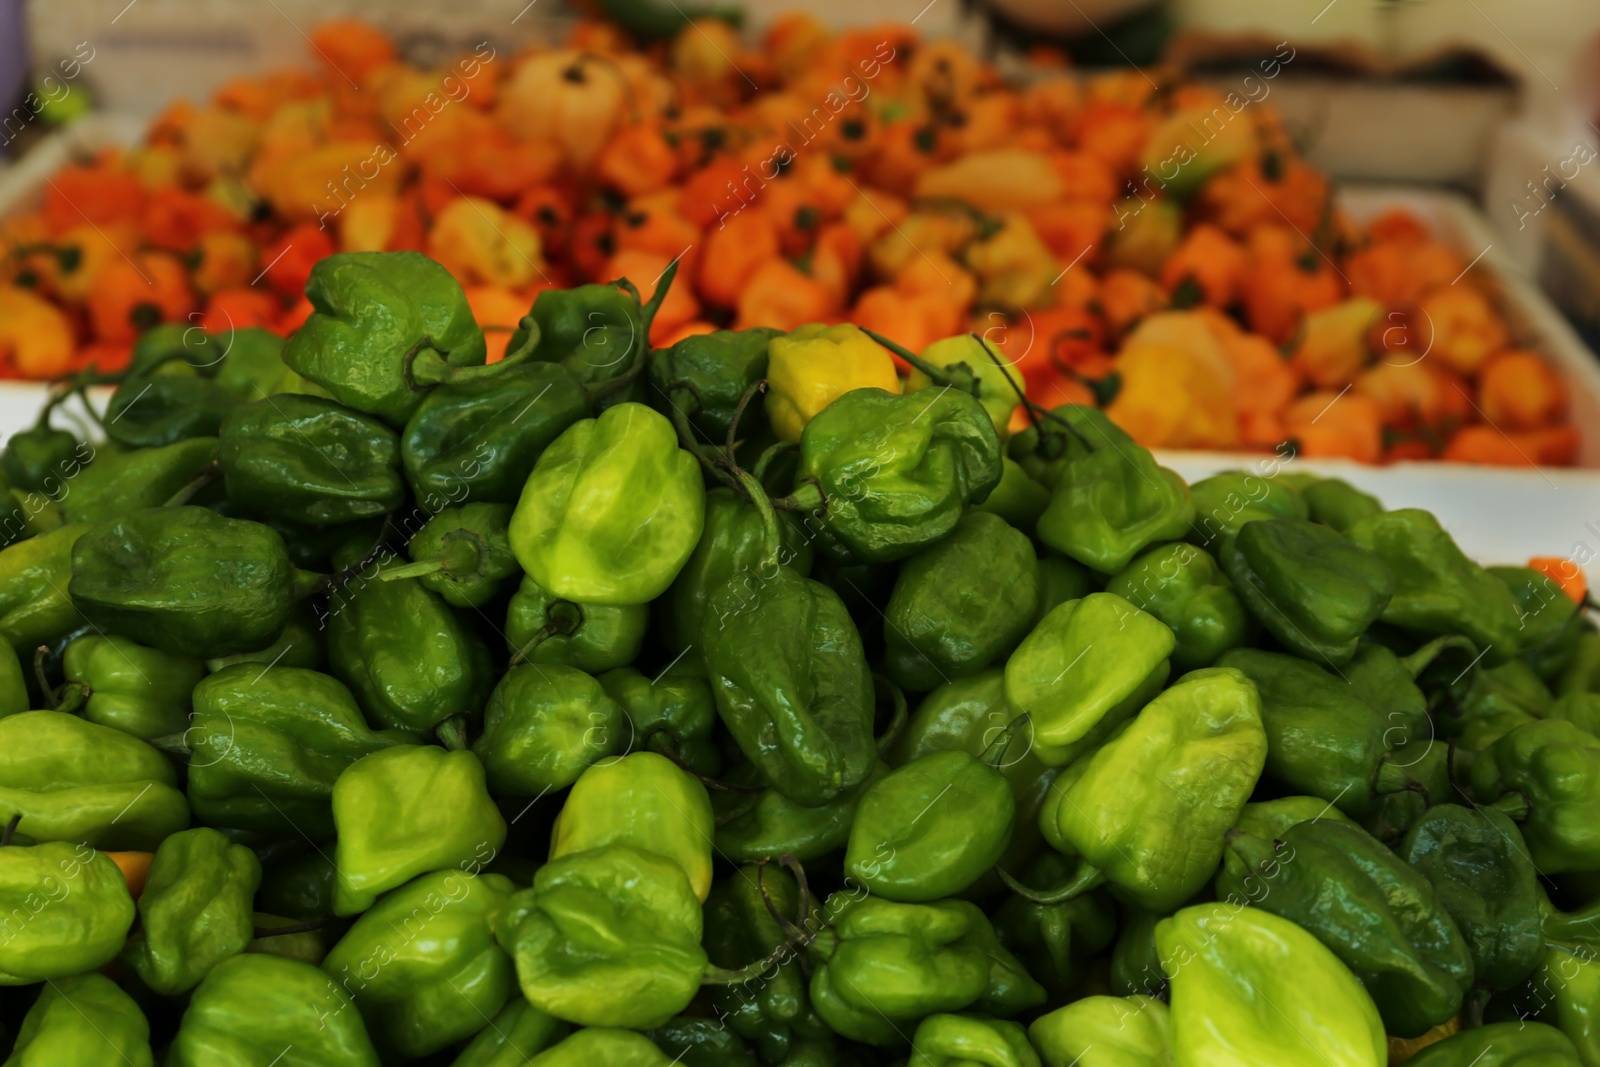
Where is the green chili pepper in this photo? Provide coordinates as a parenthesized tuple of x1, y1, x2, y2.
(1007, 404, 1087, 489)
(702, 567, 875, 806)
(256, 852, 338, 922)
(515, 1028, 673, 1066)
(448, 998, 569, 1067)
(331, 744, 506, 915)
(2, 424, 83, 494)
(1442, 658, 1553, 752)
(598, 664, 721, 776)
(377, 503, 518, 608)
(322, 869, 517, 1060)
(0, 522, 88, 652)
(1003, 592, 1173, 767)
(974, 457, 1052, 530)
(510, 401, 706, 605)
(215, 325, 324, 399)
(123, 826, 261, 994)
(1405, 1022, 1580, 1067)
(883, 511, 1039, 692)
(648, 1016, 763, 1066)
(1472, 719, 1600, 874)
(0, 642, 24, 719)
(1217, 818, 1475, 1037)
(1560, 630, 1600, 697)
(1034, 406, 1193, 574)
(1494, 565, 1582, 674)
(284, 250, 489, 426)
(1105, 542, 1251, 670)
(899, 333, 1027, 436)
(473, 663, 624, 796)
(218, 395, 405, 525)
(62, 633, 205, 740)
(60, 437, 206, 525)
(518, 276, 652, 389)
(506, 575, 647, 673)
(650, 326, 779, 441)
(4, 973, 154, 1066)
(992, 852, 1116, 1001)
(1108, 905, 1166, 998)
(1028, 995, 1170, 1067)
(103, 360, 242, 449)
(168, 953, 381, 1066)
(0, 841, 134, 983)
(187, 664, 415, 839)
(712, 760, 888, 863)
(907, 1014, 1040, 1067)
(1186, 469, 1307, 548)
(1302, 476, 1383, 532)
(1033, 554, 1099, 625)
(1512, 942, 1600, 1066)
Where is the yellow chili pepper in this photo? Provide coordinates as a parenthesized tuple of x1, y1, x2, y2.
(765, 322, 900, 442)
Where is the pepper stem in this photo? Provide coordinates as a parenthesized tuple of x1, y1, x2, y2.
(640, 258, 680, 336)
(700, 937, 802, 987)
(725, 378, 765, 456)
(668, 397, 743, 492)
(508, 601, 585, 666)
(32, 646, 52, 706)
(0, 813, 19, 847)
(734, 469, 782, 568)
(378, 530, 488, 585)
(872, 673, 909, 757)
(751, 441, 795, 485)
(147, 732, 192, 759)
(972, 332, 1096, 453)
(1373, 757, 1416, 798)
(769, 480, 824, 514)
(997, 859, 1108, 905)
(251, 916, 345, 940)
(52, 682, 91, 716)
(163, 461, 223, 508)
(435, 715, 470, 751)
(1400, 635, 1479, 679)
(860, 327, 962, 389)
(981, 713, 1033, 769)
(1489, 792, 1532, 821)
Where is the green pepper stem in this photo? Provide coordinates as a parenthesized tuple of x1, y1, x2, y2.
(725, 378, 766, 456)
(639, 258, 680, 335)
(508, 601, 585, 666)
(769, 480, 824, 514)
(52, 683, 90, 717)
(751, 440, 795, 485)
(162, 461, 223, 508)
(700, 936, 801, 987)
(757, 855, 814, 949)
(981, 713, 1033, 769)
(872, 673, 909, 757)
(435, 715, 470, 752)
(375, 557, 447, 582)
(251, 916, 344, 940)
(971, 331, 1097, 454)
(32, 646, 52, 707)
(859, 327, 957, 388)
(997, 859, 1108, 905)
(1372, 757, 1416, 798)
(294, 567, 333, 601)
(147, 732, 191, 759)
(1489, 792, 1532, 821)
(668, 399, 743, 492)
(379, 530, 487, 586)
(734, 469, 782, 569)
(1399, 635, 1479, 679)
(0, 813, 19, 848)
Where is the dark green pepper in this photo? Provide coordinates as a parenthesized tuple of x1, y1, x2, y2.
(992, 852, 1117, 1001)
(214, 325, 316, 399)
(973, 457, 1052, 531)
(702, 566, 875, 806)
(712, 760, 888, 863)
(2, 423, 83, 494)
(907, 1014, 1040, 1067)
(0, 841, 135, 983)
(1105, 542, 1251, 670)
(1472, 719, 1600, 874)
(1405, 1022, 1580, 1067)
(257, 852, 339, 921)
(70, 507, 309, 658)
(218, 394, 405, 525)
(1007, 404, 1087, 489)
(1186, 469, 1307, 548)
(61, 633, 204, 740)
(383, 503, 518, 607)
(598, 664, 721, 776)
(59, 436, 213, 525)
(883, 511, 1039, 692)
(0, 522, 88, 652)
(1443, 658, 1554, 752)
(1506, 942, 1600, 1066)
(103, 360, 242, 449)
(506, 574, 647, 673)
(1302, 476, 1383, 532)
(473, 663, 624, 795)
(1032, 553, 1099, 624)
(123, 826, 261, 994)
(1220, 516, 1394, 666)
(650, 326, 780, 441)
(1495, 564, 1585, 681)
(448, 999, 569, 1067)
(648, 1017, 762, 1067)
(518, 275, 654, 389)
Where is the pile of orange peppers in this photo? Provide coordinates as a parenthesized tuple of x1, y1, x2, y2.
(0, 14, 1578, 466)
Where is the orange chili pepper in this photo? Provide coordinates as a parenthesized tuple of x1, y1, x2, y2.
(278, 295, 315, 335)
(1528, 556, 1589, 605)
(1198, 156, 1329, 238)
(202, 287, 282, 333)
(568, 212, 617, 283)
(1477, 349, 1567, 431)
(103, 851, 156, 900)
(1282, 390, 1383, 464)
(1072, 100, 1150, 175)
(514, 185, 577, 255)
(1096, 268, 1168, 341)
(260, 223, 336, 300)
(659, 319, 718, 347)
(1418, 286, 1509, 377)
(851, 286, 949, 358)
(698, 208, 779, 310)
(1345, 239, 1463, 306)
(1242, 225, 1344, 345)
(1159, 223, 1245, 308)
(1027, 200, 1106, 264)
(308, 20, 396, 84)
(737, 258, 834, 332)
(43, 167, 147, 233)
(808, 222, 864, 312)
(465, 285, 530, 363)
(192, 232, 259, 296)
(86, 252, 195, 345)
(613, 202, 701, 280)
(140, 186, 243, 253)
(595, 122, 681, 199)
(1441, 425, 1580, 467)
(677, 157, 757, 231)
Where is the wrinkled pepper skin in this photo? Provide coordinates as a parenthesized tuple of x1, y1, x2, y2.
(103, 361, 242, 449)
(62, 633, 206, 740)
(219, 395, 405, 525)
(473, 663, 624, 796)
(651, 326, 780, 441)
(0, 522, 87, 652)
(549, 752, 715, 900)
(2, 424, 83, 493)
(766, 323, 901, 444)
(1303, 477, 1383, 532)
(1220, 516, 1394, 666)
(1406, 1022, 1580, 1067)
(187, 665, 414, 839)
(284, 250, 488, 426)
(975, 457, 1052, 530)
(1157, 904, 1386, 1067)
(521, 279, 650, 388)
(702, 567, 876, 807)
(214, 325, 316, 400)
(712, 761, 888, 863)
(1218, 818, 1476, 1037)
(1004, 593, 1174, 767)
(506, 574, 647, 673)
(322, 870, 517, 1060)
(3, 973, 155, 1067)
(400, 503, 518, 607)
(510, 402, 705, 605)
(845, 748, 1015, 902)
(1034, 406, 1193, 574)
(60, 437, 211, 525)
(447, 998, 569, 1067)
(1349, 508, 1523, 662)
(69, 507, 300, 658)
(795, 386, 1003, 564)
(1105, 543, 1251, 671)
(401, 361, 590, 507)
(908, 1014, 1041, 1067)
(993, 852, 1117, 1001)
(1028, 995, 1171, 1067)
(1441, 658, 1553, 753)
(1494, 564, 1582, 676)
(123, 826, 261, 995)
(598, 664, 721, 776)
(0, 841, 134, 983)
(495, 844, 708, 1029)
(168, 953, 381, 1066)
(883, 511, 1039, 692)
(0, 711, 189, 849)
(326, 555, 493, 734)
(1472, 719, 1600, 874)
(1399, 803, 1543, 991)
(331, 745, 507, 915)
(1186, 469, 1308, 548)
(1218, 796, 1350, 888)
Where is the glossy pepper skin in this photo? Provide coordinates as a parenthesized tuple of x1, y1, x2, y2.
(992, 852, 1117, 1001)
(218, 394, 405, 525)
(1157, 904, 1386, 1067)
(1004, 593, 1174, 767)
(187, 664, 414, 839)
(0, 712, 189, 849)
(794, 386, 1002, 564)
(765, 323, 901, 443)
(0, 841, 134, 983)
(103, 359, 242, 449)
(495, 844, 708, 1029)
(1515, 941, 1600, 1066)
(69, 507, 303, 658)
(331, 745, 507, 915)
(1303, 476, 1383, 532)
(322, 870, 517, 1060)
(1186, 469, 1308, 548)
(1217, 818, 1475, 1037)
(214, 325, 318, 399)
(1407, 1022, 1579, 1067)
(4, 973, 155, 1066)
(651, 326, 780, 441)
(168, 953, 381, 1066)
(284, 250, 488, 427)
(1045, 667, 1266, 911)
(904, 334, 1027, 437)
(0, 522, 87, 652)
(473, 663, 624, 795)
(549, 752, 715, 900)
(448, 999, 569, 1067)
(702, 567, 876, 806)
(1105, 542, 1251, 671)
(393, 503, 518, 607)
(975, 458, 1052, 530)
(520, 278, 650, 389)
(1034, 406, 1193, 574)
(883, 511, 1039, 692)
(712, 761, 887, 863)
(506, 574, 646, 673)
(123, 826, 261, 995)
(60, 436, 211, 525)
(401, 361, 590, 507)
(1, 424, 83, 493)
(598, 665, 721, 776)
(1349, 508, 1523, 662)
(1399, 803, 1543, 991)
(1028, 995, 1171, 1067)
(1472, 719, 1600, 874)
(1220, 516, 1394, 666)
(326, 553, 493, 734)
(846, 748, 1016, 901)
(62, 633, 205, 740)
(908, 1014, 1040, 1067)
(510, 402, 706, 605)
(1442, 658, 1553, 752)
(1494, 564, 1582, 676)
(518, 1029, 673, 1066)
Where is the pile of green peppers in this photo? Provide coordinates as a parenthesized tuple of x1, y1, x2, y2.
(0, 249, 1596, 1067)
